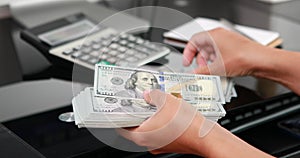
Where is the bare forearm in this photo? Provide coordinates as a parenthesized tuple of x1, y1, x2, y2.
(190, 124, 274, 158)
(252, 47, 300, 95)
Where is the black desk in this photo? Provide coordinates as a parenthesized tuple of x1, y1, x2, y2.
(0, 85, 260, 158)
(2, 87, 300, 158)
(1, 106, 144, 158)
(1, 13, 300, 158)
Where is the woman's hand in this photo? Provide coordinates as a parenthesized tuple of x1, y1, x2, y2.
(183, 28, 269, 77)
(118, 90, 211, 156)
(118, 90, 274, 158)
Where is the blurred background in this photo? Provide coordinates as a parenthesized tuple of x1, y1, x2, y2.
(1, 1, 300, 158)
(1, 0, 298, 96)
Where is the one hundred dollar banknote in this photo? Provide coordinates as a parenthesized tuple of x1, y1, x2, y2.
(72, 87, 226, 128)
(94, 64, 225, 104)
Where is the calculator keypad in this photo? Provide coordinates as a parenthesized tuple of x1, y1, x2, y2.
(57, 31, 170, 68)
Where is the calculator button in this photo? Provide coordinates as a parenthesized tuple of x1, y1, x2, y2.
(117, 46, 127, 53)
(92, 44, 101, 50)
(80, 55, 90, 61)
(128, 35, 136, 42)
(82, 47, 92, 54)
(142, 41, 156, 50)
(135, 46, 152, 53)
(136, 38, 144, 44)
(134, 52, 148, 59)
(116, 53, 126, 59)
(88, 58, 99, 65)
(100, 54, 109, 60)
(120, 34, 128, 39)
(101, 40, 110, 46)
(100, 47, 110, 54)
(71, 51, 82, 58)
(108, 50, 119, 56)
(116, 60, 129, 66)
(126, 56, 138, 62)
(107, 57, 117, 64)
(127, 43, 136, 48)
(143, 42, 167, 51)
(90, 51, 100, 57)
(119, 40, 128, 45)
(109, 43, 119, 49)
(125, 49, 137, 55)
(62, 49, 73, 55)
(73, 45, 81, 51)
(83, 41, 92, 47)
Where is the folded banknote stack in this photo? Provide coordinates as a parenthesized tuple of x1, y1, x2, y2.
(72, 64, 236, 128)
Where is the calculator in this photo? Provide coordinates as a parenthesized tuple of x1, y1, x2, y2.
(21, 13, 171, 70)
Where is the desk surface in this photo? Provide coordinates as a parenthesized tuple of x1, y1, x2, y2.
(2, 88, 300, 158)
(0, 5, 299, 157)
(0, 85, 263, 158)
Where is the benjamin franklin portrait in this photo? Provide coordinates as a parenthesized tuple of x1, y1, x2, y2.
(115, 71, 161, 99)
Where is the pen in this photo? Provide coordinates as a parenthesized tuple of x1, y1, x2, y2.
(219, 18, 258, 42)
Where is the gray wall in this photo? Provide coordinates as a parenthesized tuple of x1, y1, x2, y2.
(232, 0, 300, 51)
(106, 0, 300, 51)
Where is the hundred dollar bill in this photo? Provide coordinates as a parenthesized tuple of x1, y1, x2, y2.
(94, 64, 225, 103)
(92, 93, 224, 116)
(73, 87, 226, 127)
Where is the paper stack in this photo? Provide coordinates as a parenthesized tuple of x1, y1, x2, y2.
(71, 64, 231, 128)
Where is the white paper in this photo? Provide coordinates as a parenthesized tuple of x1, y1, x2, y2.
(163, 17, 280, 47)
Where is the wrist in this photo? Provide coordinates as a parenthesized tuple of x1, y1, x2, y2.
(243, 44, 275, 77)
(184, 114, 221, 157)
(252, 47, 290, 81)
(252, 48, 300, 95)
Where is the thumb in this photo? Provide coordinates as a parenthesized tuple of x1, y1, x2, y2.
(143, 90, 168, 109)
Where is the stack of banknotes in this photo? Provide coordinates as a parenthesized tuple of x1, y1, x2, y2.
(72, 64, 236, 128)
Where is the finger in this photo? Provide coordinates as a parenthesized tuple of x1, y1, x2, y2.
(200, 45, 216, 61)
(209, 53, 216, 61)
(196, 54, 207, 66)
(143, 90, 167, 109)
(183, 32, 214, 66)
(183, 41, 198, 66)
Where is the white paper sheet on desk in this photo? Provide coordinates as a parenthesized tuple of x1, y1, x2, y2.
(163, 17, 280, 47)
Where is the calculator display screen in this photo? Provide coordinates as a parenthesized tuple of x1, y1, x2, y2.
(38, 20, 99, 46)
